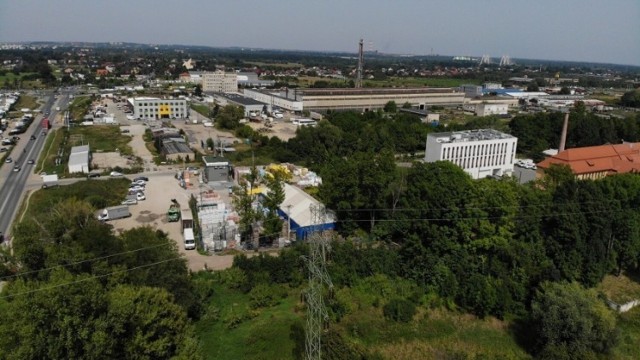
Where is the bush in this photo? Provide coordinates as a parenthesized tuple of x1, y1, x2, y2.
(249, 284, 286, 309)
(383, 298, 416, 322)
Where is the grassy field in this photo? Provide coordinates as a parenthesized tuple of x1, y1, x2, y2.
(68, 126, 133, 155)
(0, 72, 37, 84)
(21, 178, 131, 221)
(12, 94, 40, 112)
(196, 281, 304, 360)
(339, 307, 530, 359)
(36, 128, 67, 175)
(191, 104, 210, 118)
(37, 126, 133, 176)
(597, 273, 640, 304)
(365, 77, 479, 88)
(295, 76, 476, 89)
(196, 272, 532, 360)
(612, 306, 640, 359)
(68, 95, 93, 121)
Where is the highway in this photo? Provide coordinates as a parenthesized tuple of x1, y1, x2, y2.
(0, 91, 69, 241)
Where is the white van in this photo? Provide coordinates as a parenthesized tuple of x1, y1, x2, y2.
(184, 228, 196, 250)
(291, 119, 316, 127)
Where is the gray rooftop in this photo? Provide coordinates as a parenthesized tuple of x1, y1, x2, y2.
(428, 129, 514, 143)
(214, 93, 266, 106)
(162, 139, 192, 154)
(71, 144, 90, 154)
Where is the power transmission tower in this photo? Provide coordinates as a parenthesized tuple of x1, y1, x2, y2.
(303, 205, 333, 360)
(355, 39, 364, 88)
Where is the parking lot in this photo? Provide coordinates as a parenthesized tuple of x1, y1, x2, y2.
(106, 170, 239, 271)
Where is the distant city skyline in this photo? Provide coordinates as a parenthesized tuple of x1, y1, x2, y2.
(0, 0, 638, 66)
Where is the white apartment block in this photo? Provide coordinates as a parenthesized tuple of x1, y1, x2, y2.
(128, 97, 189, 120)
(425, 129, 517, 179)
(202, 71, 237, 93)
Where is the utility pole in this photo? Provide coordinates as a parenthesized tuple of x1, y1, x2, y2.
(303, 205, 333, 360)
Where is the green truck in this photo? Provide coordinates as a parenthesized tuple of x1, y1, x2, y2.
(167, 203, 180, 222)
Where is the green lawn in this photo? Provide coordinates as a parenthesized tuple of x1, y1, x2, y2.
(190, 104, 211, 118)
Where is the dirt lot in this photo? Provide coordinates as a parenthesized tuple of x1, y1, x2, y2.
(106, 170, 239, 272)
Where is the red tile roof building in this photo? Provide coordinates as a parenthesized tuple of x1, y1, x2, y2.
(537, 143, 640, 180)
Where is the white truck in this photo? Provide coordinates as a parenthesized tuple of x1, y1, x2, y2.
(97, 205, 131, 221)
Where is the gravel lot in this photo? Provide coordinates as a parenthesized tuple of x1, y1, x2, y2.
(105, 170, 239, 272)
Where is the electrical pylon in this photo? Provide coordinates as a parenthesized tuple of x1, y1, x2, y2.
(304, 205, 333, 360)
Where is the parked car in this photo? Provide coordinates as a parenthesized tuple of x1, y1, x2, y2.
(88, 173, 101, 178)
(134, 176, 149, 182)
(110, 171, 124, 177)
(129, 185, 145, 192)
(0, 147, 7, 152)
(131, 179, 146, 186)
(121, 199, 138, 206)
(136, 192, 146, 201)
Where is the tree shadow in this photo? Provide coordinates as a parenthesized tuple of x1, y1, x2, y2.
(289, 320, 305, 360)
(509, 317, 537, 356)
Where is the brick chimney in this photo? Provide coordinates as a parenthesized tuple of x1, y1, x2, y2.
(559, 113, 569, 152)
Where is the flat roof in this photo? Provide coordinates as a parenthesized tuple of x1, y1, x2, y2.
(428, 129, 515, 143)
(163, 140, 192, 154)
(69, 151, 89, 166)
(214, 93, 265, 106)
(297, 87, 456, 96)
(203, 156, 229, 166)
(71, 144, 90, 154)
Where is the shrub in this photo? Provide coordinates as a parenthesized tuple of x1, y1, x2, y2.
(249, 284, 286, 309)
(383, 298, 416, 323)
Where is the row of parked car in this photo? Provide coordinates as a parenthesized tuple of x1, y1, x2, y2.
(121, 176, 149, 205)
(515, 160, 537, 170)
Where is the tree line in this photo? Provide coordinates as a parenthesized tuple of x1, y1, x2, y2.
(0, 199, 209, 359)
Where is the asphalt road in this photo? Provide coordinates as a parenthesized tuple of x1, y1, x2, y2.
(0, 92, 69, 240)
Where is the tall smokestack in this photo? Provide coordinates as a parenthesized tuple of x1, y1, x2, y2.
(559, 112, 569, 152)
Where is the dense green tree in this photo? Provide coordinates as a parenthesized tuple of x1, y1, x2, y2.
(383, 100, 397, 113)
(531, 282, 617, 358)
(215, 104, 244, 130)
(620, 88, 640, 108)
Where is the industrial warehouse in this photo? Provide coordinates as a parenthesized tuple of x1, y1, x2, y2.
(242, 87, 465, 112)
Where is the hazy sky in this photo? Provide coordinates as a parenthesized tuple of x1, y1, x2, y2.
(1, 0, 638, 66)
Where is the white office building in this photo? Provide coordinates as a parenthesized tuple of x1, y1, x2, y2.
(424, 129, 517, 179)
(128, 97, 189, 120)
(202, 71, 238, 93)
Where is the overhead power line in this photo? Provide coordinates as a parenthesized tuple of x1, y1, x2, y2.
(0, 257, 183, 299)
